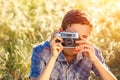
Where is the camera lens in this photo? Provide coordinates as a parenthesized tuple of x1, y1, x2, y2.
(64, 38, 74, 47)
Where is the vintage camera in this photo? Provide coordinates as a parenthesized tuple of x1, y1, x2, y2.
(55, 32, 79, 48)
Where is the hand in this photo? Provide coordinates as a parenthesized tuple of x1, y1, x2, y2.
(49, 31, 63, 58)
(75, 40, 97, 62)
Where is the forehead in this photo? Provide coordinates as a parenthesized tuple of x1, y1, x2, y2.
(65, 23, 91, 35)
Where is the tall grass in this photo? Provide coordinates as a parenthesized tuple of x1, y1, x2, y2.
(0, 0, 120, 79)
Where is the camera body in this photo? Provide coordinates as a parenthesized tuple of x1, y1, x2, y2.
(55, 32, 79, 48)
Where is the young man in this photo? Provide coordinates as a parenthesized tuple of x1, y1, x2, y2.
(29, 10, 117, 80)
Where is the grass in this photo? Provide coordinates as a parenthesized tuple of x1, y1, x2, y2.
(0, 0, 120, 79)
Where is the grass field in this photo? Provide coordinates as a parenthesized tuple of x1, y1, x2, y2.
(0, 0, 120, 80)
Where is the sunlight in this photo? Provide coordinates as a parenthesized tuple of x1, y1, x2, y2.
(0, 0, 120, 79)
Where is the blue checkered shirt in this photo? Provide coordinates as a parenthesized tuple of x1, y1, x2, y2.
(29, 41, 107, 80)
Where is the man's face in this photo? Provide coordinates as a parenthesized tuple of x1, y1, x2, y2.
(63, 23, 91, 56)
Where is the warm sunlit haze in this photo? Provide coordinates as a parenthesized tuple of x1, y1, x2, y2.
(0, 0, 120, 80)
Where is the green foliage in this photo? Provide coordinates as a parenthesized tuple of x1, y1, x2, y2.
(0, 0, 120, 79)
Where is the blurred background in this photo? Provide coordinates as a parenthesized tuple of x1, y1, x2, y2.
(0, 0, 120, 80)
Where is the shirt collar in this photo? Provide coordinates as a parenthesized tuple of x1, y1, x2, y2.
(57, 52, 67, 62)
(76, 52, 83, 61)
(57, 52, 83, 64)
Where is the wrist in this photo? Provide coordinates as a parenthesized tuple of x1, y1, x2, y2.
(51, 51, 60, 59)
(91, 56, 99, 63)
(51, 55, 58, 60)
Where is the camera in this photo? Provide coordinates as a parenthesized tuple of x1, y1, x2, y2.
(55, 32, 79, 48)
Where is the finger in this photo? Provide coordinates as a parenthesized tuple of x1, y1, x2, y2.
(81, 44, 92, 49)
(76, 40, 93, 47)
(54, 36, 63, 43)
(79, 34, 90, 40)
(80, 48, 93, 58)
(80, 48, 90, 53)
(51, 30, 59, 39)
(76, 39, 89, 43)
(75, 43, 92, 51)
(52, 43, 63, 53)
(75, 40, 86, 45)
(50, 41, 61, 47)
(76, 39, 91, 43)
(56, 44, 63, 52)
(51, 41, 63, 47)
(75, 46, 84, 50)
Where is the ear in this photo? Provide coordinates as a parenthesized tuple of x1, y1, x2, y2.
(59, 27, 63, 32)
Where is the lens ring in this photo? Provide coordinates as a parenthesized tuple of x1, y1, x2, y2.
(64, 38, 74, 47)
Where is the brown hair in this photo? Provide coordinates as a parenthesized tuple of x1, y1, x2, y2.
(61, 9, 92, 30)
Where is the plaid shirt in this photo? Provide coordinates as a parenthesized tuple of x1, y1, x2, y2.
(29, 41, 106, 80)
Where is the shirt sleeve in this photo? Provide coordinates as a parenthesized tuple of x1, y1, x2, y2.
(29, 44, 46, 78)
(91, 47, 108, 78)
